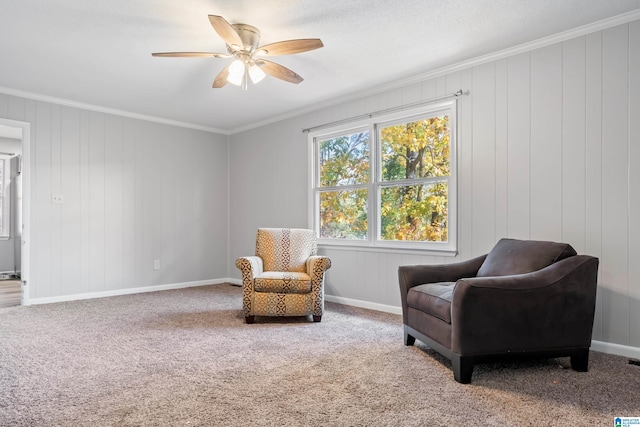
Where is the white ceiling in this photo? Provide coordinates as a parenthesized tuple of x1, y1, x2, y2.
(1, 0, 640, 133)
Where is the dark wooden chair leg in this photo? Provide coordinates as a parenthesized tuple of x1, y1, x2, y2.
(452, 354, 474, 384)
(245, 315, 255, 324)
(570, 348, 589, 372)
(312, 315, 322, 322)
(404, 327, 416, 346)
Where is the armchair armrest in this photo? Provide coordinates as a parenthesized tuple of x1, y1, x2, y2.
(307, 256, 331, 274)
(306, 256, 331, 318)
(451, 255, 599, 355)
(235, 256, 264, 290)
(307, 255, 331, 292)
(398, 255, 487, 290)
(398, 255, 487, 324)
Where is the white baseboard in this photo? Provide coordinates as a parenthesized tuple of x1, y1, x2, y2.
(26, 278, 236, 305)
(591, 340, 640, 360)
(324, 294, 402, 315)
(227, 278, 242, 286)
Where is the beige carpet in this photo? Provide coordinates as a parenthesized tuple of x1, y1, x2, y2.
(1, 283, 638, 426)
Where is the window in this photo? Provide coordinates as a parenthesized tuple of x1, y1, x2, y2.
(310, 101, 457, 253)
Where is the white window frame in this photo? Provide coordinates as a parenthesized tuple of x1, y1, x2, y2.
(0, 157, 10, 240)
(309, 100, 457, 254)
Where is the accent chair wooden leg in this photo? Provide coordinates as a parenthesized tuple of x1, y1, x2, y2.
(451, 354, 474, 384)
(404, 327, 416, 346)
(570, 348, 589, 372)
(245, 315, 255, 324)
(313, 315, 322, 322)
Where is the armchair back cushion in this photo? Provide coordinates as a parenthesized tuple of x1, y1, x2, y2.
(256, 228, 317, 273)
(476, 238, 577, 277)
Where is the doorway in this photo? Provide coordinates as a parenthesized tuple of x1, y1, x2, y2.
(0, 118, 30, 307)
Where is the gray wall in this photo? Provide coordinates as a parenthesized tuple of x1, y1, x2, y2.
(229, 119, 310, 263)
(0, 94, 229, 300)
(229, 20, 640, 350)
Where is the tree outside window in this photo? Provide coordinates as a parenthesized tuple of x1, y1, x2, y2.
(379, 115, 450, 242)
(318, 131, 369, 239)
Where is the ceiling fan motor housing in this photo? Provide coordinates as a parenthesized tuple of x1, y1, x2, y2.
(230, 24, 261, 53)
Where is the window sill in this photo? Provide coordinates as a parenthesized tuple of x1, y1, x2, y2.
(318, 242, 458, 257)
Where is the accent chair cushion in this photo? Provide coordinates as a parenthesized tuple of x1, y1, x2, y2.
(406, 282, 455, 324)
(254, 271, 312, 294)
(476, 238, 577, 277)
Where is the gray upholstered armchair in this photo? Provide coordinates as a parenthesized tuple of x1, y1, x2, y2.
(399, 238, 599, 383)
(235, 228, 331, 324)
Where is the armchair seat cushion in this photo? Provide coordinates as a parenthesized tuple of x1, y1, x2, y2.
(254, 271, 312, 294)
(407, 282, 455, 324)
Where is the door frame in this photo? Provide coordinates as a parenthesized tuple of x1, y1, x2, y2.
(0, 117, 31, 305)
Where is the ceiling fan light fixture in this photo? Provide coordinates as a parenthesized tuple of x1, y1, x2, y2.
(227, 59, 245, 86)
(248, 64, 266, 84)
(227, 72, 243, 86)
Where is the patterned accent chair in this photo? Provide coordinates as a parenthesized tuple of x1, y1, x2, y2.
(235, 228, 331, 324)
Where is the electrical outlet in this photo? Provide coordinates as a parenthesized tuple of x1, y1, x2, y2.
(153, 260, 160, 270)
(52, 193, 64, 204)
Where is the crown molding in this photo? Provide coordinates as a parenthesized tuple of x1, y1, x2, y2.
(0, 87, 229, 136)
(363, 8, 640, 93)
(228, 8, 640, 135)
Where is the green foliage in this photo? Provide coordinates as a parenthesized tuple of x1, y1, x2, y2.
(318, 132, 369, 239)
(319, 190, 367, 239)
(379, 116, 450, 241)
(319, 132, 369, 186)
(380, 183, 448, 242)
(381, 116, 450, 180)
(318, 116, 449, 242)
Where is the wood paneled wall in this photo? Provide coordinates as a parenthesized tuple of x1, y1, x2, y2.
(230, 20, 640, 349)
(0, 95, 229, 300)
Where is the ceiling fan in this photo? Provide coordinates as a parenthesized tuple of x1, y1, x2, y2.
(152, 15, 323, 91)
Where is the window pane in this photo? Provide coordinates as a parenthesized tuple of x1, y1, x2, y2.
(319, 131, 369, 186)
(380, 182, 448, 242)
(380, 115, 449, 181)
(319, 189, 368, 239)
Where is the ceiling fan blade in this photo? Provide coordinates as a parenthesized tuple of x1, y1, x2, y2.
(212, 64, 231, 88)
(257, 39, 323, 56)
(257, 60, 303, 84)
(208, 15, 243, 48)
(152, 52, 230, 58)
